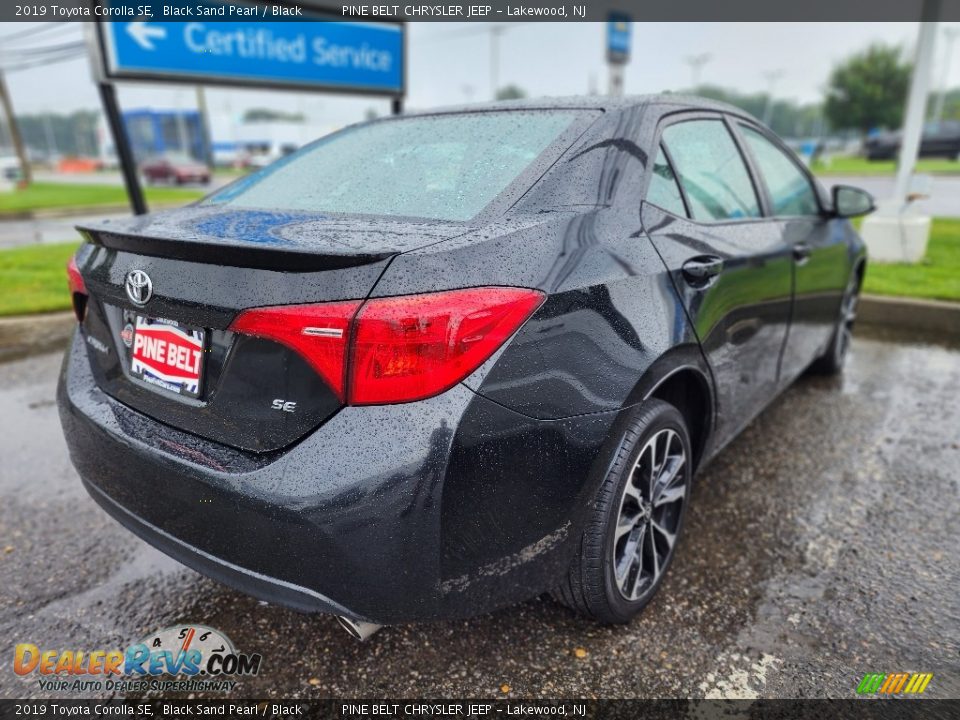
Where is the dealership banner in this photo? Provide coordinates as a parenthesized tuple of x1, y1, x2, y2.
(2, 0, 960, 22)
(1, 700, 959, 718)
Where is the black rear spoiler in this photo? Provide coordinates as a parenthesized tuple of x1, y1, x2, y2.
(77, 227, 395, 272)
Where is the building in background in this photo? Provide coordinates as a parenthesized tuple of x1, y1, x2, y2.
(95, 108, 338, 169)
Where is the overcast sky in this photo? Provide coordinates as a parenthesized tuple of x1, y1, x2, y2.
(3, 21, 960, 127)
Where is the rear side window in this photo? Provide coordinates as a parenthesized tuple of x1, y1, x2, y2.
(645, 146, 687, 217)
(661, 120, 760, 222)
(739, 124, 820, 217)
(206, 111, 582, 222)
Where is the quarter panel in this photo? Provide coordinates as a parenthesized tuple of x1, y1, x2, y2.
(375, 208, 694, 420)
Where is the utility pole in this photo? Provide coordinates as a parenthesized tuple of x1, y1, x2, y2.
(932, 26, 960, 124)
(0, 70, 32, 184)
(762, 69, 785, 126)
(684, 53, 712, 89)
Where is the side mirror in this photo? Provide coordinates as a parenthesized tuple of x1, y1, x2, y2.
(832, 185, 875, 218)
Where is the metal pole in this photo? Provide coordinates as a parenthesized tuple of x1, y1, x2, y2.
(490, 25, 504, 99)
(43, 114, 57, 158)
(391, 97, 403, 115)
(608, 64, 625, 97)
(932, 27, 959, 124)
(98, 81, 147, 215)
(195, 85, 215, 167)
(893, 9, 940, 205)
(684, 53, 711, 89)
(761, 70, 784, 126)
(0, 70, 33, 185)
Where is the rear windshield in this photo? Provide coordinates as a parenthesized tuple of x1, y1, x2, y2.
(205, 111, 581, 222)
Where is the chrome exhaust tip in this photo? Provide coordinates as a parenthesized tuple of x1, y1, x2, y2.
(336, 616, 382, 641)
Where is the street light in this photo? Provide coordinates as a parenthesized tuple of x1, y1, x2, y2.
(762, 69, 785, 126)
(684, 53, 712, 88)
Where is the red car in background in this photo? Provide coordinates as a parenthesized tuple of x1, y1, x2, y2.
(141, 154, 211, 185)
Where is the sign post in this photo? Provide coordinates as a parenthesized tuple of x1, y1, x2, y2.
(97, 81, 147, 215)
(606, 13, 631, 97)
(88, 2, 406, 215)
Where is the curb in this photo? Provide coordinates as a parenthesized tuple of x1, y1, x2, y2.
(858, 294, 960, 340)
(0, 311, 75, 363)
(0, 295, 956, 364)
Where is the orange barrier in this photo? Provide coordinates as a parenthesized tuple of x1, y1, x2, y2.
(57, 157, 101, 173)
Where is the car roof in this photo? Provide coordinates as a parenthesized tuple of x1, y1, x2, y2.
(401, 94, 755, 120)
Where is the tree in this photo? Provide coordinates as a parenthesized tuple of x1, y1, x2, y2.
(824, 44, 911, 133)
(934, 87, 960, 122)
(684, 84, 823, 139)
(495, 85, 526, 101)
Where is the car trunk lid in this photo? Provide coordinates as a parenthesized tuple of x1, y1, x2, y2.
(73, 206, 469, 453)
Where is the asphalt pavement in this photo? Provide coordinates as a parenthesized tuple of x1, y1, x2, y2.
(0, 329, 958, 700)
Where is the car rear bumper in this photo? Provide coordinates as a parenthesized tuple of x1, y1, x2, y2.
(58, 330, 620, 623)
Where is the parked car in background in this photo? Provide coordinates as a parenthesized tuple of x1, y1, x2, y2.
(60, 97, 873, 638)
(0, 155, 23, 182)
(864, 120, 960, 161)
(246, 143, 300, 169)
(141, 153, 211, 185)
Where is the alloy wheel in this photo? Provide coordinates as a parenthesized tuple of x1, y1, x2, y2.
(838, 279, 859, 362)
(612, 428, 687, 601)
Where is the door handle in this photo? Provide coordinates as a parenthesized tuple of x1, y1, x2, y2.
(681, 255, 724, 287)
(793, 243, 812, 264)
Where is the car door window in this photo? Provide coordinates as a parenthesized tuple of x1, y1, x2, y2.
(661, 119, 760, 222)
(739, 124, 820, 217)
(645, 146, 688, 217)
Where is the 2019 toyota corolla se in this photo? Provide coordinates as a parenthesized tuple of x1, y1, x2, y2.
(58, 96, 873, 636)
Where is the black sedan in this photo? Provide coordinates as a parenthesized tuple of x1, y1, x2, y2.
(864, 120, 960, 161)
(58, 96, 873, 638)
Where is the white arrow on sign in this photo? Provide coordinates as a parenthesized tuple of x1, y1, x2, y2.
(126, 21, 167, 51)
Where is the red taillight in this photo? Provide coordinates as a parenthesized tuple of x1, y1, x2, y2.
(67, 255, 88, 322)
(228, 287, 544, 405)
(229, 301, 363, 400)
(350, 287, 544, 404)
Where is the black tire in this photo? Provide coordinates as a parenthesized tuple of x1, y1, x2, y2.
(810, 271, 861, 376)
(552, 399, 692, 624)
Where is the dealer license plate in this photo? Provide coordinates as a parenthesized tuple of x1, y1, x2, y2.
(129, 315, 206, 398)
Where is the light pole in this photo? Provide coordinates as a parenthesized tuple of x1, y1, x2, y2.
(860, 2, 941, 264)
(932, 26, 960, 124)
(490, 24, 507, 99)
(684, 53, 712, 89)
(762, 69, 785, 126)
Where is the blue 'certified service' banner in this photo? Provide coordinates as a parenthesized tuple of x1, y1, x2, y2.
(99, 2, 404, 96)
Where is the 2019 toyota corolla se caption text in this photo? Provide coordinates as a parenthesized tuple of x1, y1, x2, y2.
(58, 96, 874, 638)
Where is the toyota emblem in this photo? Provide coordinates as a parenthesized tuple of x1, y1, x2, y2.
(125, 270, 153, 306)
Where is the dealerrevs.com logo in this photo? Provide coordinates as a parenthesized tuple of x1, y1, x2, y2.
(14, 625, 261, 693)
(856, 672, 934, 695)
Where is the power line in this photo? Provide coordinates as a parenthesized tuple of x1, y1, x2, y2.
(0, 48, 86, 73)
(0, 41, 87, 57)
(0, 22, 72, 44)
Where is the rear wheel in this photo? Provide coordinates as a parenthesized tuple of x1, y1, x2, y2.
(553, 399, 691, 624)
(811, 271, 860, 375)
